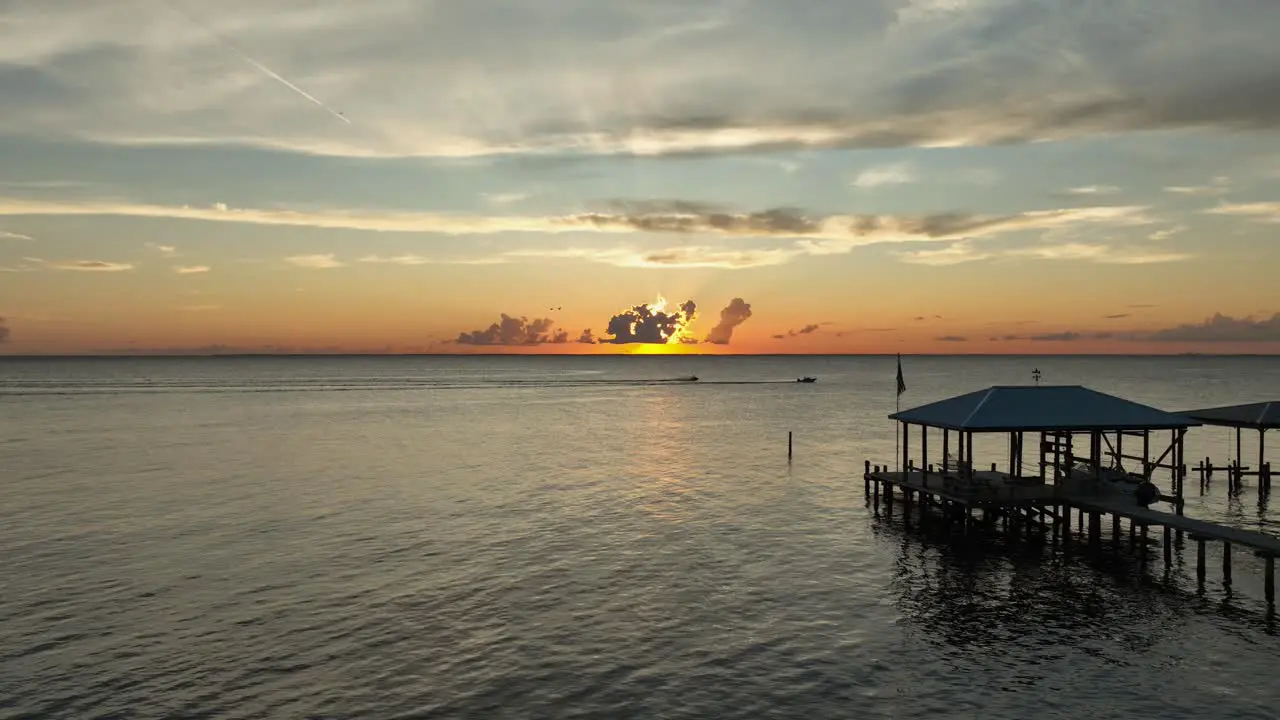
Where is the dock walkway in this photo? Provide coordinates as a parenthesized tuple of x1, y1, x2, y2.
(1069, 494, 1280, 556)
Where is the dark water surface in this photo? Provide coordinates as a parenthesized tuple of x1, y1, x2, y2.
(2, 355, 1279, 719)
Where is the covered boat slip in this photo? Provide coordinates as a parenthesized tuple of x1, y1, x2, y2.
(863, 385, 1280, 605)
(879, 385, 1194, 513)
(1175, 401, 1278, 492)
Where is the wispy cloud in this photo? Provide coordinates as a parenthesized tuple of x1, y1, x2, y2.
(0, 230, 33, 241)
(357, 254, 508, 266)
(1205, 202, 1280, 222)
(481, 192, 530, 204)
(285, 254, 343, 269)
(179, 304, 221, 312)
(1067, 185, 1120, 195)
(31, 258, 135, 272)
(897, 240, 1190, 266)
(146, 243, 178, 256)
(0, 197, 1154, 253)
(1148, 225, 1186, 241)
(852, 163, 913, 188)
(174, 265, 210, 274)
(3, 3, 1278, 159)
(1165, 176, 1231, 196)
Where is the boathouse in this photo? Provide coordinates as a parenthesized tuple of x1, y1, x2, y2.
(1175, 401, 1277, 492)
(881, 384, 1195, 507)
(864, 385, 1280, 605)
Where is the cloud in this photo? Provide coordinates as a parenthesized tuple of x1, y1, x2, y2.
(285, 253, 343, 268)
(993, 312, 1280, 344)
(455, 314, 564, 345)
(175, 265, 210, 274)
(576, 329, 596, 344)
(1165, 176, 1231, 196)
(896, 241, 990, 266)
(1067, 185, 1120, 195)
(508, 245, 800, 270)
(1205, 202, 1280, 223)
(1, 230, 33, 240)
(852, 163, 913, 188)
(0, 317, 9, 343)
(3, 2, 1277, 160)
(773, 323, 825, 339)
(1146, 312, 1280, 343)
(482, 192, 530, 204)
(36, 258, 135, 272)
(703, 298, 752, 345)
(1147, 225, 1186, 241)
(0, 196, 1152, 252)
(1005, 243, 1191, 264)
(937, 335, 968, 342)
(179, 304, 220, 312)
(898, 238, 1190, 266)
(147, 243, 178, 256)
(1104, 313, 1130, 319)
(601, 296, 696, 344)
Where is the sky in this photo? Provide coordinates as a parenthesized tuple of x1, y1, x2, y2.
(1, 0, 1279, 355)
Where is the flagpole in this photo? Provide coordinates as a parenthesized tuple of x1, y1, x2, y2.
(895, 353, 902, 473)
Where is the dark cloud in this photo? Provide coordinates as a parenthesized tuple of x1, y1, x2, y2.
(0, 317, 9, 344)
(937, 336, 968, 342)
(455, 314, 561, 345)
(570, 203, 822, 237)
(602, 297, 697, 344)
(576, 329, 596, 344)
(704, 298, 753, 345)
(1030, 332, 1082, 342)
(1146, 313, 1280, 343)
(1104, 313, 1130, 319)
(773, 323, 823, 340)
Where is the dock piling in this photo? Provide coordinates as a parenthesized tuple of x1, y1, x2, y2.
(1223, 542, 1233, 588)
(1196, 538, 1207, 590)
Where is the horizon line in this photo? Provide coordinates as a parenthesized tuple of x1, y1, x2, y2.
(2, 352, 1279, 359)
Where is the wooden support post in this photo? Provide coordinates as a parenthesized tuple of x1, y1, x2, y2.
(1196, 538, 1207, 589)
(1223, 542, 1233, 588)
(1141, 525, 1149, 563)
(942, 429, 950, 473)
(1163, 526, 1172, 567)
(788, 431, 793, 461)
(1266, 555, 1276, 606)
(1262, 430, 1269, 493)
(864, 460, 871, 500)
(902, 422, 909, 483)
(1112, 515, 1120, 548)
(921, 425, 928, 484)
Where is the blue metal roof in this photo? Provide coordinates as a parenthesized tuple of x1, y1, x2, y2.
(1175, 402, 1280, 430)
(889, 385, 1201, 431)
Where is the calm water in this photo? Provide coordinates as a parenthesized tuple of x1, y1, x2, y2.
(2, 354, 1279, 719)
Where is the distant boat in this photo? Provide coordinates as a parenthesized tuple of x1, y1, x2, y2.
(797, 376, 817, 383)
(680, 375, 699, 382)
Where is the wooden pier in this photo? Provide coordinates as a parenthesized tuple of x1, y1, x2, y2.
(865, 386, 1280, 608)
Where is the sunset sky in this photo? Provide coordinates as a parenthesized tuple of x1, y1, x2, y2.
(1, 0, 1278, 355)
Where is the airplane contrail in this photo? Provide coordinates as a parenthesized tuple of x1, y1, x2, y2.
(158, 0, 351, 124)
